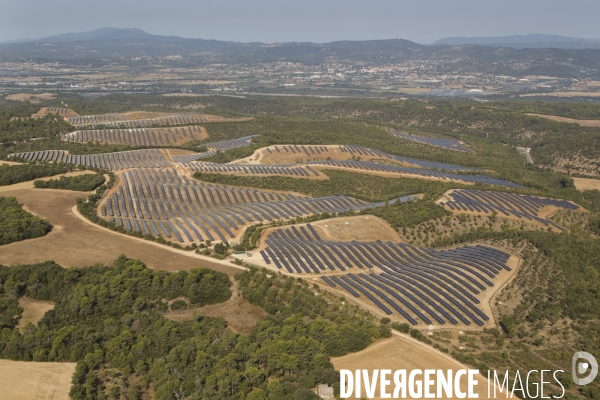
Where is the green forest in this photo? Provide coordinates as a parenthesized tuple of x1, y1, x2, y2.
(0, 163, 77, 186)
(0, 256, 390, 400)
(0, 196, 51, 245)
(34, 173, 105, 191)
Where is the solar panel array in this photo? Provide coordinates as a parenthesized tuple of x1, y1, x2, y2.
(387, 129, 472, 153)
(306, 160, 521, 188)
(440, 189, 579, 230)
(182, 158, 519, 187)
(99, 168, 395, 244)
(204, 135, 260, 152)
(269, 145, 331, 156)
(262, 224, 512, 326)
(67, 113, 209, 128)
(182, 161, 316, 177)
(170, 135, 260, 163)
(274, 143, 478, 171)
(9, 149, 171, 170)
(62, 126, 204, 146)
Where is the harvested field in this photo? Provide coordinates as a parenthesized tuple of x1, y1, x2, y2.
(0, 183, 242, 276)
(16, 297, 55, 329)
(573, 177, 600, 191)
(6, 92, 55, 103)
(0, 359, 76, 400)
(527, 113, 600, 127)
(330, 334, 492, 399)
(311, 215, 402, 242)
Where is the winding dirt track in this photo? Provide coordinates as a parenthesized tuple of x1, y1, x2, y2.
(0, 183, 242, 276)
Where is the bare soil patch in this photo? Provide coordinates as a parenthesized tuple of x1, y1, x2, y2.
(6, 93, 55, 103)
(16, 297, 55, 329)
(312, 215, 401, 242)
(573, 177, 600, 191)
(330, 334, 492, 399)
(164, 294, 265, 335)
(527, 113, 600, 127)
(0, 360, 76, 400)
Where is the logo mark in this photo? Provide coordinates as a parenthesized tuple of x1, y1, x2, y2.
(573, 352, 598, 385)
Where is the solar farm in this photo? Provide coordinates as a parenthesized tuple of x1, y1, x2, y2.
(66, 111, 250, 128)
(438, 189, 583, 230)
(182, 143, 522, 187)
(97, 167, 401, 244)
(6, 107, 588, 333)
(62, 125, 207, 146)
(253, 223, 517, 327)
(386, 129, 472, 153)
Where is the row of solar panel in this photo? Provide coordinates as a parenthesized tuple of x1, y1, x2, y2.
(170, 135, 260, 163)
(386, 129, 472, 153)
(62, 126, 202, 146)
(68, 113, 208, 128)
(441, 189, 579, 230)
(100, 168, 390, 243)
(261, 224, 511, 325)
(9, 149, 171, 170)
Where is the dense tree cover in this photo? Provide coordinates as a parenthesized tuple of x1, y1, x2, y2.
(0, 256, 233, 399)
(195, 169, 466, 203)
(357, 199, 451, 230)
(0, 257, 389, 399)
(34, 173, 105, 191)
(0, 162, 76, 186)
(492, 101, 600, 120)
(0, 196, 51, 245)
(0, 113, 73, 143)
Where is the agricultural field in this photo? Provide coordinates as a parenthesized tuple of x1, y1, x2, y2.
(526, 113, 600, 128)
(331, 335, 490, 399)
(0, 360, 76, 400)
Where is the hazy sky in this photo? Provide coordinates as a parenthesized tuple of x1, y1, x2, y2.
(2, 0, 599, 43)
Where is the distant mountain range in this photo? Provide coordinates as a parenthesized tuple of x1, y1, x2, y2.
(434, 34, 600, 49)
(2, 28, 600, 79)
